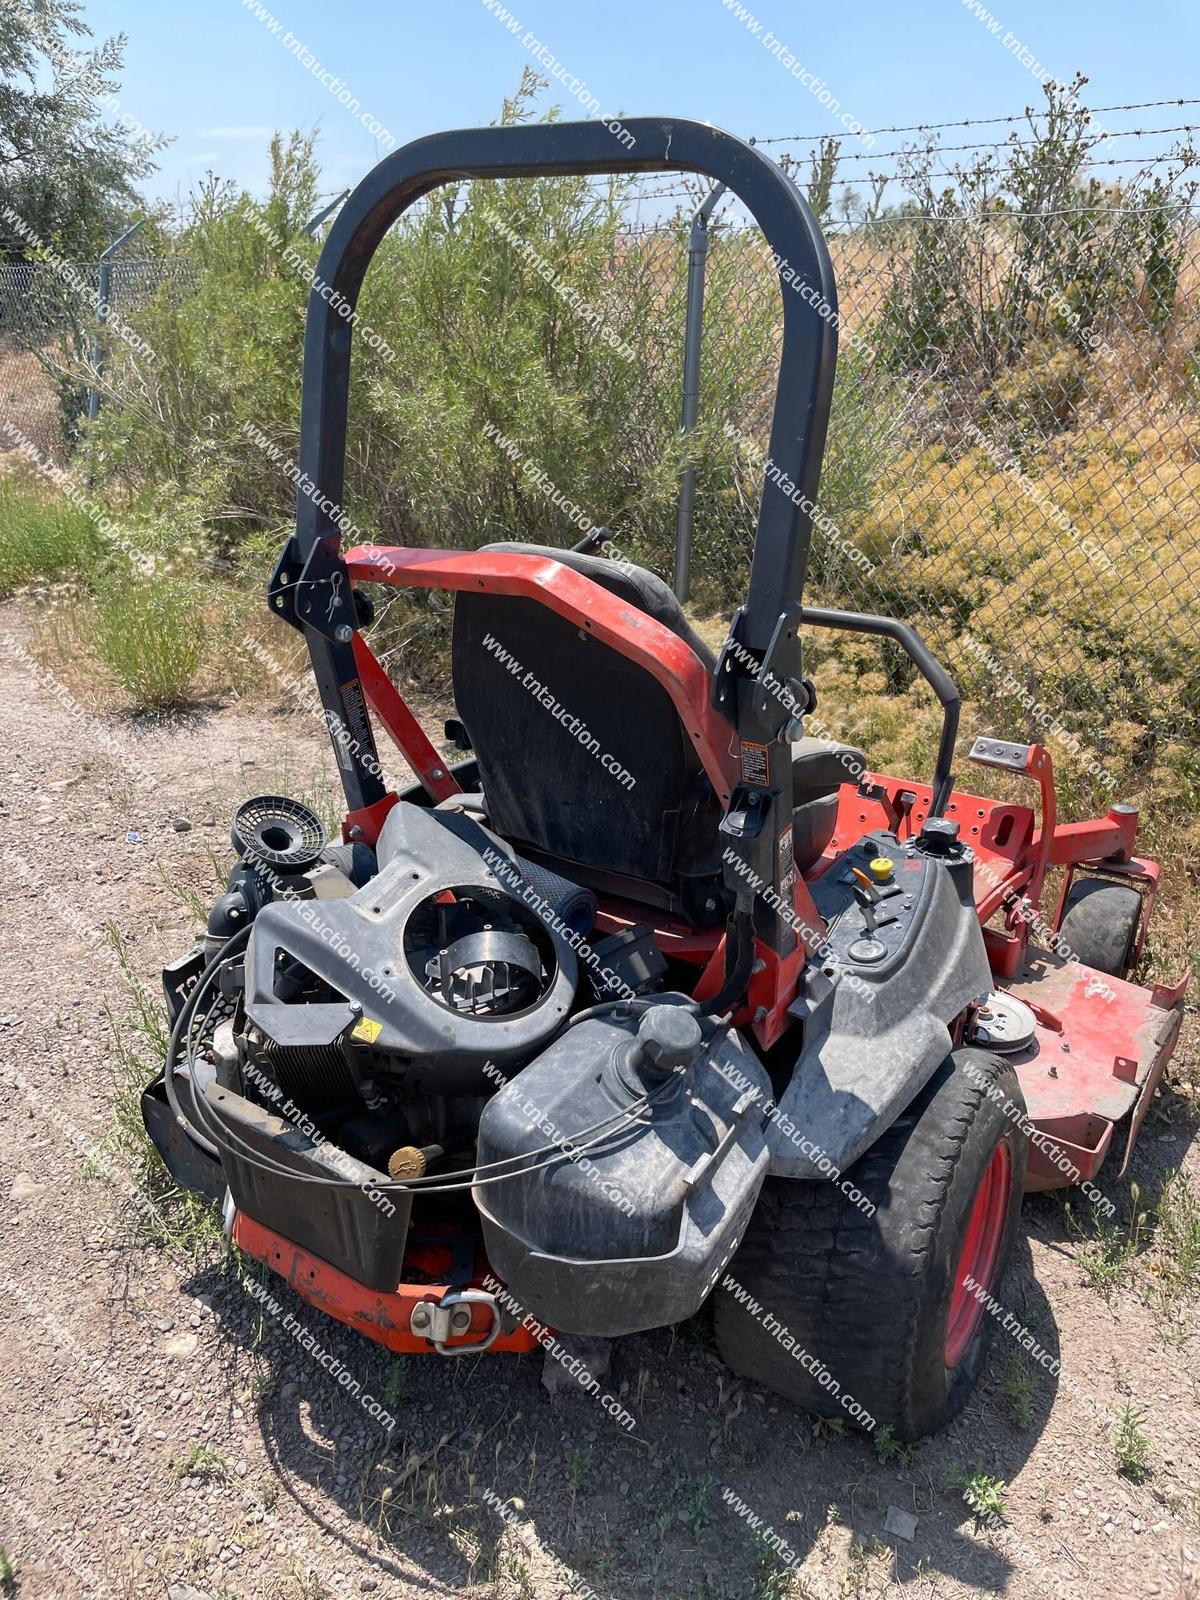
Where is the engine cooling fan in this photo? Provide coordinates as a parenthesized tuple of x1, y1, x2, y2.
(231, 795, 326, 873)
(404, 886, 555, 1017)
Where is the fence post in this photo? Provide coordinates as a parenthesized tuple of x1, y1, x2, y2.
(672, 182, 726, 604)
(305, 191, 349, 236)
(87, 220, 145, 423)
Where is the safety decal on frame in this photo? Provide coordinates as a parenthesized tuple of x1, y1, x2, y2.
(740, 741, 770, 787)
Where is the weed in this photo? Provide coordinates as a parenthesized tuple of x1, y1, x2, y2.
(383, 1362, 409, 1409)
(172, 1442, 232, 1482)
(156, 852, 226, 926)
(0, 474, 100, 592)
(86, 565, 206, 710)
(567, 1447, 592, 1494)
(943, 1465, 1009, 1521)
(1066, 1183, 1148, 1302)
(999, 1347, 1036, 1428)
(252, 1475, 279, 1510)
(676, 1311, 718, 1357)
(1151, 1171, 1200, 1305)
(873, 1423, 918, 1467)
(1113, 1403, 1152, 1481)
(98, 929, 225, 1260)
(0, 1545, 12, 1590)
(685, 1473, 716, 1534)
(749, 1528, 792, 1600)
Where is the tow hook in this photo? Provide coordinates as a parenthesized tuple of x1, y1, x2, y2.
(409, 1289, 502, 1354)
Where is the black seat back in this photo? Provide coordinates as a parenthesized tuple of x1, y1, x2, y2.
(451, 544, 722, 910)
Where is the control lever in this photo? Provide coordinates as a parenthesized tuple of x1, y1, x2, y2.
(849, 868, 880, 934)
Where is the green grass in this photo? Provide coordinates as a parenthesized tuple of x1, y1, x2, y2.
(873, 1423, 919, 1466)
(383, 1361, 410, 1409)
(1065, 1183, 1149, 1303)
(0, 475, 100, 592)
(748, 1528, 793, 1600)
(1151, 1171, 1200, 1307)
(87, 566, 207, 709)
(100, 927, 226, 1261)
(567, 1448, 592, 1494)
(170, 1442, 232, 1483)
(999, 1346, 1036, 1429)
(1064, 1174, 1200, 1332)
(1112, 1403, 1151, 1481)
(684, 1473, 716, 1535)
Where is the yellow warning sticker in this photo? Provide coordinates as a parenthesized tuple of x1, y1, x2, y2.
(350, 1016, 383, 1044)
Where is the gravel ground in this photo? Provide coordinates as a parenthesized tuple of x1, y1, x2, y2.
(0, 596, 1197, 1600)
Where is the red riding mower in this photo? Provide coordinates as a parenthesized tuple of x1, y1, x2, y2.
(144, 119, 1185, 1438)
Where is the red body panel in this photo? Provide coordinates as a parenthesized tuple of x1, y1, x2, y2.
(342, 544, 738, 805)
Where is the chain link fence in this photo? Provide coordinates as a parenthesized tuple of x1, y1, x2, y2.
(0, 254, 193, 462)
(648, 204, 1200, 744)
(495, 177, 1194, 753)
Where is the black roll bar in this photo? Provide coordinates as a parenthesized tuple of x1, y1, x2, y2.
(275, 116, 837, 818)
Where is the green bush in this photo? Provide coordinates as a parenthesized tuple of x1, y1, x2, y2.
(78, 81, 888, 628)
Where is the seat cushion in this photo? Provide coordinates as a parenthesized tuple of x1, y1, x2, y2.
(452, 545, 721, 894)
(791, 736, 866, 800)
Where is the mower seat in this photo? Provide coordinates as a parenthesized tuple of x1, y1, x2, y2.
(452, 543, 864, 912)
(452, 543, 722, 916)
(475, 541, 719, 668)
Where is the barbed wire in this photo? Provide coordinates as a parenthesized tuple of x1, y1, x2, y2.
(752, 97, 1200, 145)
(617, 143, 1200, 210)
(782, 126, 1199, 166)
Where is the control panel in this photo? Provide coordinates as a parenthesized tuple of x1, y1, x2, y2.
(809, 825, 970, 976)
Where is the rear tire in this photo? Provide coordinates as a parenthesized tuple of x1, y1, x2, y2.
(1057, 879, 1142, 979)
(712, 1049, 1029, 1440)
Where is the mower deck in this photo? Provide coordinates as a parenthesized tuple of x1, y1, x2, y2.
(1005, 948, 1186, 1188)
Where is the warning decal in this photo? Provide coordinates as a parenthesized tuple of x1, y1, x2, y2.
(339, 676, 374, 756)
(740, 740, 770, 787)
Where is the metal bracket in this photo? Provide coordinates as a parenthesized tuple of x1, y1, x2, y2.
(968, 737, 1032, 773)
(719, 785, 772, 841)
(712, 604, 809, 737)
(268, 530, 358, 641)
(409, 1289, 503, 1355)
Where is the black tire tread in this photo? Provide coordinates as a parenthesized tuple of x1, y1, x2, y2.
(713, 1049, 1028, 1438)
(1057, 879, 1142, 979)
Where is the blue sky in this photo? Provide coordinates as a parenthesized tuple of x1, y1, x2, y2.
(85, 0, 1200, 212)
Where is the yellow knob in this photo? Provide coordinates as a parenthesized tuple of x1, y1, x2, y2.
(868, 856, 893, 883)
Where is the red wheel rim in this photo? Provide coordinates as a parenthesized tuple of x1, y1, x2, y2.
(945, 1140, 1013, 1368)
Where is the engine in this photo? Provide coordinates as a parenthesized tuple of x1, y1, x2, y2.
(155, 792, 771, 1327)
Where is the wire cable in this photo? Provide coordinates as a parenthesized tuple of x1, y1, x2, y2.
(173, 943, 691, 1195)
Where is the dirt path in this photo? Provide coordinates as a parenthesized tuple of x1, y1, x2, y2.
(0, 597, 1197, 1600)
